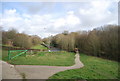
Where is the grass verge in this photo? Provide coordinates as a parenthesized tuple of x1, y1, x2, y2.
(49, 54, 119, 79)
(31, 45, 48, 49)
(2, 50, 75, 66)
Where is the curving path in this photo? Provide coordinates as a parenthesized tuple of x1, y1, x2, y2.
(14, 53, 84, 79)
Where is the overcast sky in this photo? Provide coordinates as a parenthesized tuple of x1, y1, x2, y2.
(0, 0, 118, 38)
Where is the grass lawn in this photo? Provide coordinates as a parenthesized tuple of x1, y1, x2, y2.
(49, 54, 119, 80)
(31, 45, 48, 49)
(2, 50, 75, 66)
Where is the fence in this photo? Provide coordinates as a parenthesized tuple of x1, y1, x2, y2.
(2, 46, 48, 51)
(8, 50, 28, 60)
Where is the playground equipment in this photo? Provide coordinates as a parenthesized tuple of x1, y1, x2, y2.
(8, 50, 28, 60)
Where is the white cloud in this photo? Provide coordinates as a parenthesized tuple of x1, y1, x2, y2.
(54, 18, 66, 27)
(1, 1, 118, 38)
(1, 9, 81, 38)
(53, 11, 80, 28)
(2, 9, 22, 23)
(66, 12, 80, 25)
(67, 11, 74, 15)
(79, 0, 117, 29)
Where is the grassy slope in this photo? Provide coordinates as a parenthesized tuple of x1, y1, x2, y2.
(49, 54, 119, 79)
(31, 45, 48, 49)
(2, 50, 75, 66)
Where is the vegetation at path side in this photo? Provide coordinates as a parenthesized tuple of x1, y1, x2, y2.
(31, 45, 48, 49)
(49, 54, 119, 79)
(49, 25, 119, 61)
(2, 25, 119, 62)
(2, 29, 42, 48)
(2, 50, 75, 66)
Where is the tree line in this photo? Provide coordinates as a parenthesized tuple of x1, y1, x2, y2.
(2, 29, 42, 48)
(2, 25, 119, 61)
(49, 25, 119, 61)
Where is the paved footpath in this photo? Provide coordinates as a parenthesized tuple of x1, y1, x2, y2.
(1, 60, 22, 79)
(15, 53, 84, 79)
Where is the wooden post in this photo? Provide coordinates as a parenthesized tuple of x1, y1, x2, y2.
(25, 51, 27, 57)
(8, 50, 11, 60)
(30, 50, 33, 54)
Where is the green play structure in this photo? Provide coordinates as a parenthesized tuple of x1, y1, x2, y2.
(8, 50, 28, 60)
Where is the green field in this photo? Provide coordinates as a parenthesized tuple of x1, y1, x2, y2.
(49, 54, 119, 79)
(2, 50, 75, 66)
(31, 45, 48, 49)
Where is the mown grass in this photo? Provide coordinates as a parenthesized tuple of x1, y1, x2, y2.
(31, 45, 48, 49)
(49, 54, 119, 80)
(2, 50, 75, 66)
